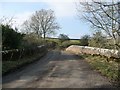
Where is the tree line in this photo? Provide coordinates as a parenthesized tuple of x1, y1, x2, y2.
(1, 9, 60, 50)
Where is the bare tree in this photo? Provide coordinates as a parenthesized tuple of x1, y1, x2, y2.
(22, 20, 32, 34)
(22, 9, 60, 40)
(77, 0, 120, 50)
(0, 16, 14, 26)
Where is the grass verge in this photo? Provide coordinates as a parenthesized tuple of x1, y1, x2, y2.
(2, 51, 47, 75)
(81, 54, 120, 86)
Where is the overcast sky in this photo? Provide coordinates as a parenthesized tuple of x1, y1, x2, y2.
(0, 0, 115, 39)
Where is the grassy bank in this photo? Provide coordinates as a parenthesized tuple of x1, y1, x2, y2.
(81, 54, 119, 86)
(2, 51, 47, 75)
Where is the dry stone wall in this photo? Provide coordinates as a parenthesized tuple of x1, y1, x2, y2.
(66, 45, 120, 59)
(1, 45, 47, 61)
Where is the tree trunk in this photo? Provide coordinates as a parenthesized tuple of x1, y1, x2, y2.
(43, 33, 45, 40)
(43, 32, 46, 45)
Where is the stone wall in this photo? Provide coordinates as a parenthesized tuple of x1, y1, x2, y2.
(66, 45, 120, 58)
(2, 45, 47, 61)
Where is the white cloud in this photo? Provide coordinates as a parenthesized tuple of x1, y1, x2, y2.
(43, 0, 119, 18)
(1, 0, 117, 2)
(12, 12, 33, 29)
(0, 0, 80, 3)
(0, 1, 78, 30)
(1, 0, 117, 30)
(0, 0, 85, 17)
(45, 1, 77, 17)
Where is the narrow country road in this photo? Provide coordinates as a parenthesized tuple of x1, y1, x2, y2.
(2, 50, 113, 88)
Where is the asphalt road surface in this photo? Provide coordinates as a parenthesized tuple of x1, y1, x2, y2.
(2, 50, 113, 88)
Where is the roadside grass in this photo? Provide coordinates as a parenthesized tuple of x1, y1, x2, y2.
(81, 54, 119, 83)
(2, 52, 46, 75)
